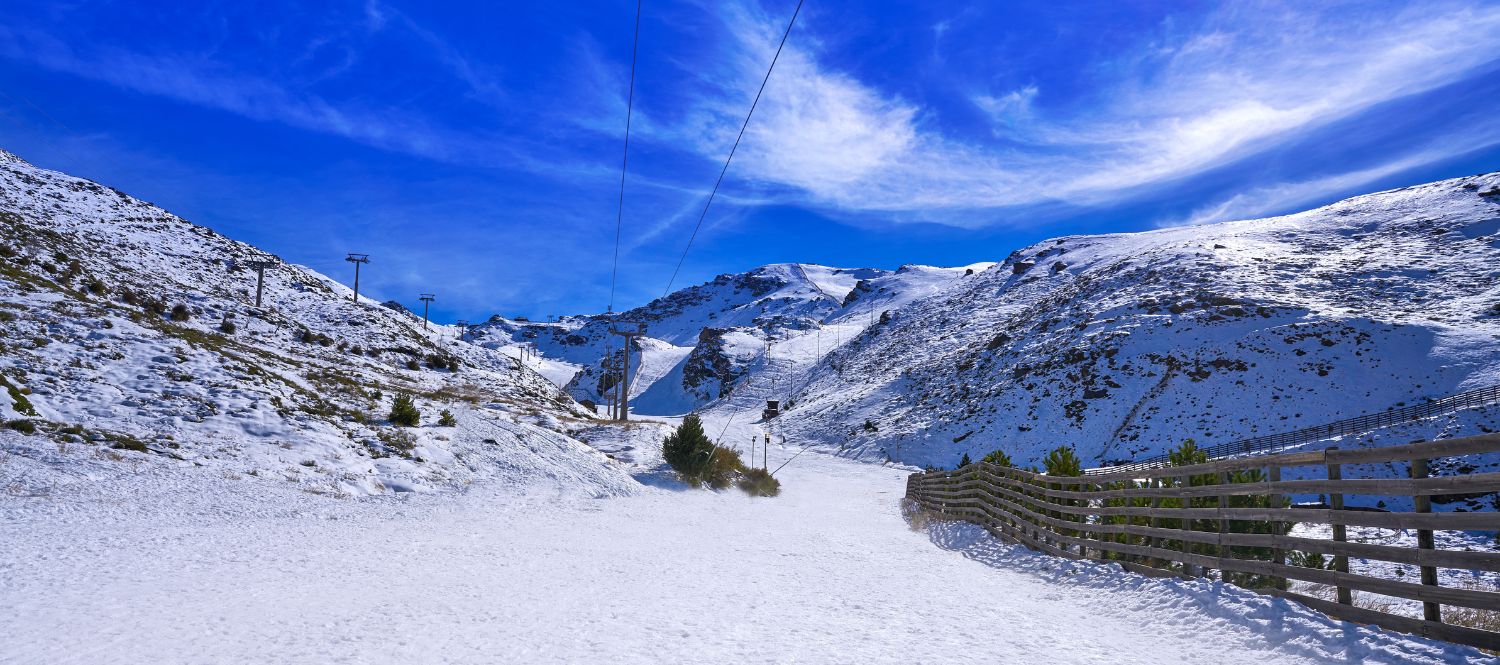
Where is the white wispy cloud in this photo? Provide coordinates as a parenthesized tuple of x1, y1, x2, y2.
(7, 0, 1499, 231)
(1159, 115, 1500, 228)
(0, 5, 524, 169)
(683, 0, 1500, 219)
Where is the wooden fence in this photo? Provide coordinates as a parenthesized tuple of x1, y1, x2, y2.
(1091, 384, 1500, 474)
(906, 433, 1500, 651)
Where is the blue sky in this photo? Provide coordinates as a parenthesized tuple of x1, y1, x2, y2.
(2, 1, 1499, 321)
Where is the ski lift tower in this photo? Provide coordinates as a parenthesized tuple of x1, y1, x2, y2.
(418, 293, 435, 329)
(344, 253, 370, 302)
(608, 321, 647, 421)
(246, 259, 276, 308)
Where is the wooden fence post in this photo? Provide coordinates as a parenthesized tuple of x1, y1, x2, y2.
(1412, 457, 1442, 623)
(1077, 479, 1088, 559)
(1149, 479, 1164, 570)
(1218, 470, 1231, 577)
(1178, 473, 1196, 577)
(1327, 449, 1352, 606)
(1268, 464, 1286, 590)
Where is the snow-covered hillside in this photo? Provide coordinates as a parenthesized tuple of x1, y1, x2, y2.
(467, 172, 1500, 476)
(0, 148, 633, 497)
(772, 173, 1500, 469)
(469, 261, 989, 415)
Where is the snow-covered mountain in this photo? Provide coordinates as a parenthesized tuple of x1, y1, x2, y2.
(0, 148, 637, 497)
(10, 141, 1496, 495)
(468, 262, 989, 414)
(473, 172, 1500, 475)
(771, 173, 1500, 469)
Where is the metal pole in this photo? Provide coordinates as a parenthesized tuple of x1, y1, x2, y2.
(255, 265, 266, 307)
(248, 260, 274, 308)
(419, 294, 435, 330)
(620, 335, 631, 421)
(345, 254, 370, 303)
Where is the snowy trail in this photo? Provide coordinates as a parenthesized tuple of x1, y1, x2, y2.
(1, 451, 1487, 664)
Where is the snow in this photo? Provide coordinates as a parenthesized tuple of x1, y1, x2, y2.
(3, 148, 1500, 662)
(0, 150, 618, 496)
(775, 173, 1500, 469)
(3, 442, 1487, 664)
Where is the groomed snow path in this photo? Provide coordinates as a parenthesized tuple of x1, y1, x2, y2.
(1, 452, 1488, 664)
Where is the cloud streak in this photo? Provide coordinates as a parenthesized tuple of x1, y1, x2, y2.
(682, 0, 1500, 219)
(4, 0, 1499, 235)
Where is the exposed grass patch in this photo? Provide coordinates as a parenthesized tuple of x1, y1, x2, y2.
(0, 374, 36, 416)
(373, 427, 417, 458)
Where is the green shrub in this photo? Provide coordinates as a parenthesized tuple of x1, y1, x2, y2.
(4, 419, 36, 434)
(699, 446, 745, 489)
(662, 415, 742, 487)
(109, 435, 149, 453)
(388, 393, 421, 427)
(1289, 550, 1330, 570)
(219, 319, 236, 334)
(981, 449, 1012, 467)
(1043, 446, 1081, 476)
(438, 409, 457, 427)
(169, 303, 190, 321)
(1168, 438, 1207, 467)
(737, 467, 781, 497)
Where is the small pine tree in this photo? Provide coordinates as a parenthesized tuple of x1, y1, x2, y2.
(958, 452, 972, 468)
(981, 449, 1013, 467)
(663, 415, 711, 474)
(1043, 445, 1081, 476)
(438, 409, 457, 427)
(1168, 438, 1207, 467)
(388, 393, 420, 427)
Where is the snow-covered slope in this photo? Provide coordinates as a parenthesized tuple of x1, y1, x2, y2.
(469, 262, 990, 415)
(0, 148, 634, 497)
(771, 173, 1500, 469)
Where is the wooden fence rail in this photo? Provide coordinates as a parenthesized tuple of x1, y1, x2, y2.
(906, 432, 1500, 651)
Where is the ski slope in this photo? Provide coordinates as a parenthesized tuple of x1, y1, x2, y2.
(1, 443, 1484, 664)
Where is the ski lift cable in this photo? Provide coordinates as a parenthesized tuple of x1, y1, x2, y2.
(608, 0, 644, 315)
(661, 0, 805, 297)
